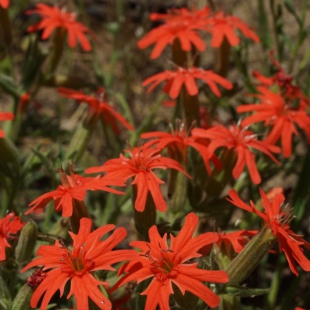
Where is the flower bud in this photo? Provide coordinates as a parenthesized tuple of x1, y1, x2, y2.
(226, 225, 275, 285)
(0, 276, 12, 310)
(11, 284, 32, 310)
(15, 220, 38, 264)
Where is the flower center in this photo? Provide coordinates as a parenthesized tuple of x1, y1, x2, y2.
(167, 19, 189, 33)
(130, 150, 149, 170)
(148, 250, 178, 282)
(61, 245, 87, 273)
(57, 165, 77, 189)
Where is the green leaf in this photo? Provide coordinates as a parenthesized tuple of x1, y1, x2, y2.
(0, 73, 19, 98)
(284, 0, 303, 27)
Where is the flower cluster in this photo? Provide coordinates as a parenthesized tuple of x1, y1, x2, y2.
(1, 2, 309, 310)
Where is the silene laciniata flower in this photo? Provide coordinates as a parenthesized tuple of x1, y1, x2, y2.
(21, 218, 138, 310)
(112, 212, 229, 310)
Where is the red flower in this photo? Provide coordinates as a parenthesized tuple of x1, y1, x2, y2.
(0, 0, 8, 9)
(21, 217, 138, 310)
(26, 166, 124, 217)
(0, 213, 25, 261)
(141, 120, 221, 174)
(227, 188, 310, 275)
(192, 123, 280, 184)
(143, 66, 232, 98)
(85, 146, 191, 212)
(58, 87, 133, 133)
(112, 212, 228, 309)
(0, 112, 14, 138)
(237, 86, 310, 157)
(138, 7, 211, 59)
(208, 11, 259, 47)
(27, 4, 95, 51)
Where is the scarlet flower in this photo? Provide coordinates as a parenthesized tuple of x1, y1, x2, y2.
(227, 188, 310, 275)
(112, 212, 228, 309)
(138, 7, 211, 59)
(0, 112, 14, 138)
(27, 4, 95, 51)
(141, 120, 221, 174)
(26, 166, 124, 217)
(85, 146, 191, 212)
(0, 213, 25, 261)
(58, 87, 133, 133)
(143, 66, 232, 99)
(0, 0, 8, 9)
(21, 217, 138, 310)
(208, 11, 259, 47)
(192, 123, 280, 184)
(237, 86, 310, 157)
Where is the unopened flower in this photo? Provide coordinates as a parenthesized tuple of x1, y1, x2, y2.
(21, 218, 138, 310)
(0, 112, 14, 138)
(0, 213, 25, 261)
(227, 188, 310, 275)
(112, 212, 229, 309)
(237, 86, 310, 157)
(143, 66, 232, 99)
(58, 87, 133, 133)
(85, 145, 191, 212)
(27, 4, 95, 51)
(27, 269, 47, 288)
(192, 123, 280, 184)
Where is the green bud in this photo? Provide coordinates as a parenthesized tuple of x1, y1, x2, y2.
(169, 169, 188, 213)
(0, 276, 12, 310)
(11, 284, 32, 310)
(15, 220, 38, 264)
(65, 121, 96, 163)
(226, 225, 275, 285)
